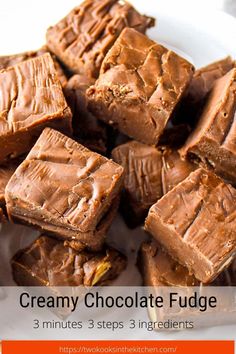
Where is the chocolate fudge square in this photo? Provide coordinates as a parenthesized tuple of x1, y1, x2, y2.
(145, 168, 236, 283)
(12, 235, 127, 286)
(87, 28, 194, 145)
(175, 56, 236, 127)
(112, 141, 195, 227)
(187, 56, 235, 106)
(6, 128, 123, 251)
(181, 68, 236, 184)
(139, 240, 236, 287)
(46, 0, 154, 78)
(64, 74, 108, 155)
(139, 241, 199, 287)
(0, 53, 72, 163)
(139, 241, 236, 329)
(0, 46, 68, 87)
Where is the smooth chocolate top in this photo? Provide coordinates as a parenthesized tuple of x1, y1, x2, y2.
(87, 28, 194, 145)
(112, 141, 195, 216)
(0, 46, 68, 87)
(46, 0, 154, 78)
(146, 168, 236, 275)
(0, 53, 71, 136)
(64, 74, 107, 154)
(6, 128, 124, 233)
(12, 235, 127, 286)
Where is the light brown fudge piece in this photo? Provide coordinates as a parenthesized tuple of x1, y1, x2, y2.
(87, 28, 194, 145)
(145, 168, 236, 283)
(187, 56, 236, 105)
(6, 128, 123, 250)
(46, 0, 154, 78)
(139, 240, 236, 287)
(180, 69, 236, 184)
(0, 53, 72, 163)
(139, 240, 236, 329)
(64, 74, 108, 154)
(139, 241, 198, 287)
(0, 46, 68, 87)
(112, 141, 195, 227)
(12, 235, 127, 286)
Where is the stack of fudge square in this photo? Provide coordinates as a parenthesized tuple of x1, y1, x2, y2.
(0, 0, 235, 289)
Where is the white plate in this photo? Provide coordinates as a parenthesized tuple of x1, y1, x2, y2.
(0, 0, 236, 341)
(1, 0, 236, 64)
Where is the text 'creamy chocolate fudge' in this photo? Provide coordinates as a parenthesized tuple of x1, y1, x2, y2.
(46, 0, 154, 78)
(0, 46, 68, 87)
(12, 235, 127, 287)
(181, 68, 236, 184)
(5, 128, 124, 251)
(0, 53, 72, 163)
(112, 141, 196, 227)
(64, 74, 108, 154)
(145, 168, 236, 283)
(87, 28, 194, 145)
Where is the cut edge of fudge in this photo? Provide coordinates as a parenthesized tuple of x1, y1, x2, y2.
(10, 196, 120, 252)
(144, 167, 236, 283)
(12, 235, 127, 287)
(138, 240, 236, 287)
(64, 74, 108, 155)
(138, 240, 199, 287)
(180, 68, 236, 183)
(187, 56, 236, 103)
(138, 240, 236, 329)
(172, 56, 236, 127)
(87, 28, 194, 145)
